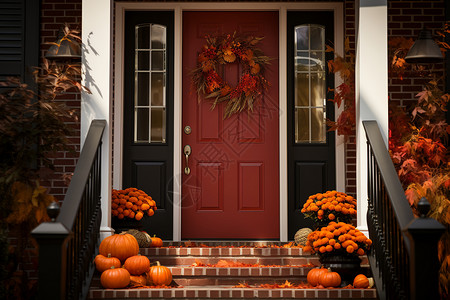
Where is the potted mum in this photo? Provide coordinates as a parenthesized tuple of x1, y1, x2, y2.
(111, 188, 157, 233)
(301, 190, 357, 227)
(303, 221, 372, 285)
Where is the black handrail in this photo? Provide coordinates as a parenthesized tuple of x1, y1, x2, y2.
(363, 120, 444, 300)
(32, 119, 106, 300)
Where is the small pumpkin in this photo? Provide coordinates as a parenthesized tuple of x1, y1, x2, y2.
(94, 253, 121, 273)
(124, 254, 151, 275)
(150, 235, 163, 247)
(146, 261, 172, 286)
(100, 266, 130, 289)
(307, 268, 328, 286)
(126, 229, 152, 248)
(130, 275, 147, 286)
(99, 233, 139, 262)
(353, 274, 374, 288)
(319, 268, 341, 288)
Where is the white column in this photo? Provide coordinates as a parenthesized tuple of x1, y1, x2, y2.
(81, 0, 114, 240)
(356, 0, 388, 235)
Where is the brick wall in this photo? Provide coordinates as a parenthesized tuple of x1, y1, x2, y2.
(40, 0, 83, 200)
(36, 0, 446, 206)
(388, 0, 446, 107)
(344, 0, 357, 196)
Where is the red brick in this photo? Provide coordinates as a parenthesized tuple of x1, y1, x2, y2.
(271, 290, 282, 298)
(190, 248, 201, 255)
(198, 290, 208, 298)
(317, 289, 328, 297)
(341, 289, 351, 297)
(258, 290, 270, 297)
(174, 290, 184, 297)
(229, 268, 239, 276)
(243, 290, 254, 298)
(220, 290, 231, 298)
(210, 290, 220, 298)
(352, 289, 363, 298)
(128, 290, 139, 297)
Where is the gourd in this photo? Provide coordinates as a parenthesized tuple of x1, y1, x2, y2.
(294, 228, 312, 246)
(126, 229, 152, 248)
(306, 268, 328, 286)
(319, 268, 341, 288)
(100, 266, 130, 289)
(124, 254, 151, 275)
(150, 235, 163, 247)
(94, 253, 121, 273)
(146, 261, 172, 286)
(99, 233, 139, 262)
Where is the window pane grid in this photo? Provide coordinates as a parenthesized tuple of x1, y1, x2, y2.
(294, 24, 326, 144)
(134, 23, 167, 143)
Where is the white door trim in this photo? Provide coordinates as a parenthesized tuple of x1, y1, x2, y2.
(114, 2, 344, 241)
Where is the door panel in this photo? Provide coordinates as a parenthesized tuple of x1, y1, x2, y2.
(123, 11, 174, 239)
(287, 11, 336, 238)
(182, 11, 279, 239)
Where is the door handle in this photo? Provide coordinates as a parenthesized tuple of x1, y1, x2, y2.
(184, 145, 192, 175)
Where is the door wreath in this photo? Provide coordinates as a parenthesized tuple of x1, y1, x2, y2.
(191, 33, 270, 118)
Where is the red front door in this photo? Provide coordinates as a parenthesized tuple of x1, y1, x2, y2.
(182, 11, 279, 239)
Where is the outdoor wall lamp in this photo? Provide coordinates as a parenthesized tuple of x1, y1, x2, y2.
(404, 29, 444, 64)
(45, 27, 81, 61)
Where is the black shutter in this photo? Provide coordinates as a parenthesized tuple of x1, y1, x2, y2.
(0, 0, 40, 86)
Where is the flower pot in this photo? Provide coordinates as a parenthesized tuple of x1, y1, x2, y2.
(111, 217, 143, 233)
(319, 255, 362, 286)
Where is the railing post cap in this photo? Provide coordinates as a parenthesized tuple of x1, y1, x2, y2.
(417, 197, 431, 218)
(31, 221, 71, 238)
(47, 201, 61, 221)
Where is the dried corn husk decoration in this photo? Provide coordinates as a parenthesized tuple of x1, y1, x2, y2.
(294, 228, 312, 246)
(126, 229, 152, 248)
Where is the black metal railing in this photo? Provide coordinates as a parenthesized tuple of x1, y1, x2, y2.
(363, 120, 445, 300)
(32, 119, 106, 300)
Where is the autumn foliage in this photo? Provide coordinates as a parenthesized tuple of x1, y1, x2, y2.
(326, 38, 356, 137)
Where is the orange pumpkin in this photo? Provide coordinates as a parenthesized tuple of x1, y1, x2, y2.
(130, 275, 147, 286)
(124, 254, 151, 275)
(100, 266, 130, 289)
(319, 268, 341, 288)
(94, 253, 121, 273)
(353, 274, 370, 288)
(99, 233, 139, 262)
(150, 235, 163, 247)
(146, 261, 172, 286)
(307, 268, 328, 286)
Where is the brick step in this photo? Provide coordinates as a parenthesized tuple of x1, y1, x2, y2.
(141, 247, 369, 267)
(90, 242, 376, 299)
(88, 285, 377, 299)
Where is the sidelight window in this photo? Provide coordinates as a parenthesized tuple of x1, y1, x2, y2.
(134, 24, 167, 143)
(294, 24, 326, 143)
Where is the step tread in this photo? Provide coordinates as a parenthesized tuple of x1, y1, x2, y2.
(143, 247, 306, 256)
(169, 266, 312, 277)
(88, 285, 377, 299)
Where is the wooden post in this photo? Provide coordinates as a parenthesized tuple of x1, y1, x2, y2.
(31, 222, 71, 299)
(405, 198, 445, 300)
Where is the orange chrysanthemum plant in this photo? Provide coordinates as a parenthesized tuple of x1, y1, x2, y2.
(303, 222, 372, 258)
(111, 188, 157, 221)
(301, 190, 357, 227)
